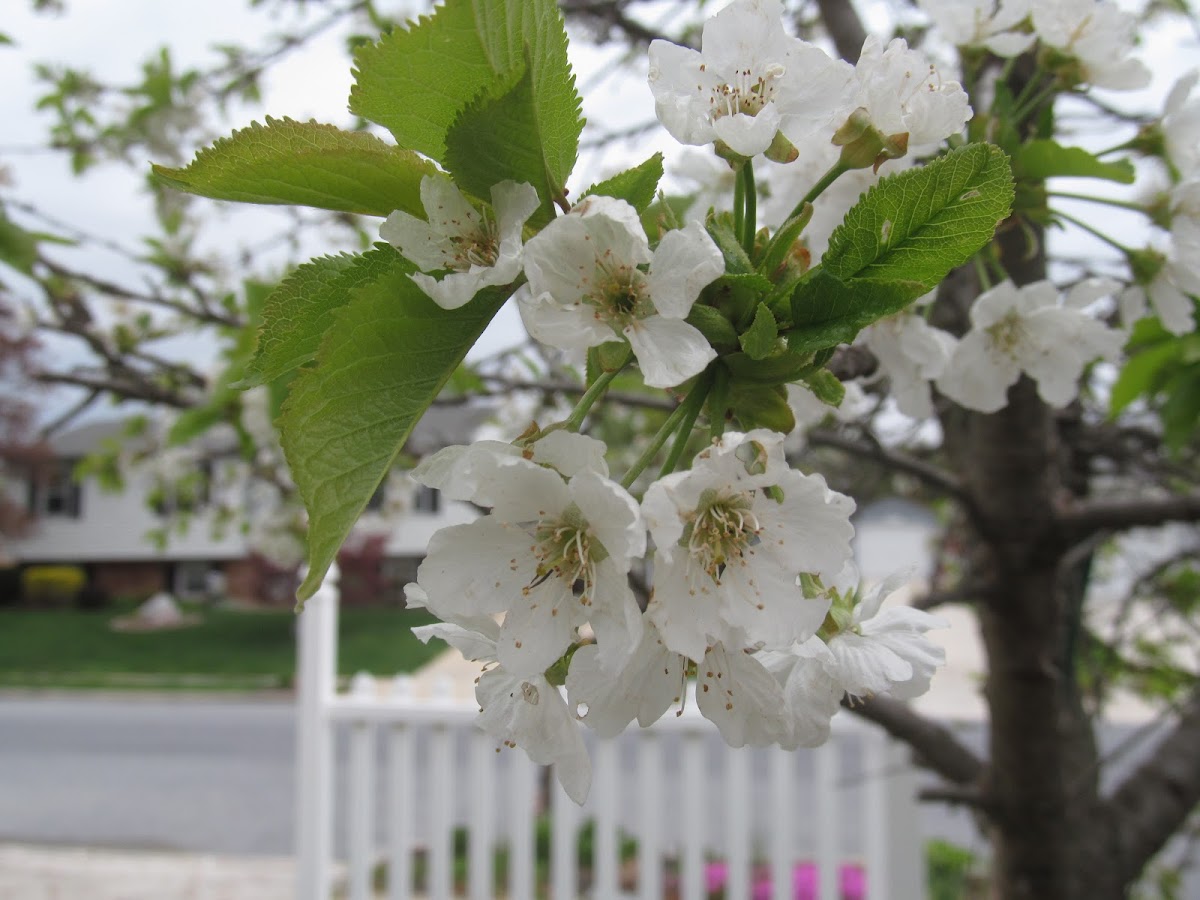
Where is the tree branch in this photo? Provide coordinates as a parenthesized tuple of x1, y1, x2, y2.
(814, 0, 867, 63)
(846, 694, 986, 787)
(1058, 493, 1200, 538)
(1109, 686, 1200, 884)
(807, 428, 972, 505)
(560, 0, 681, 47)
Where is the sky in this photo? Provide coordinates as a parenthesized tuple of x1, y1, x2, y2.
(1, 0, 1197, 427)
(0, 0, 675, 426)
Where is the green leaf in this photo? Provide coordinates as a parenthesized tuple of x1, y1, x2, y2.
(1110, 340, 1179, 416)
(444, 66, 556, 227)
(803, 369, 845, 407)
(820, 143, 1014, 286)
(470, 0, 583, 199)
(1013, 140, 1136, 185)
(349, 1, 496, 162)
(728, 383, 794, 433)
(739, 304, 778, 360)
(0, 210, 40, 275)
(789, 273, 918, 352)
(720, 347, 819, 385)
(283, 272, 509, 602)
(350, 0, 582, 204)
(1162, 370, 1200, 453)
(686, 304, 739, 350)
(581, 154, 665, 212)
(153, 118, 436, 217)
(707, 216, 755, 274)
(242, 245, 406, 387)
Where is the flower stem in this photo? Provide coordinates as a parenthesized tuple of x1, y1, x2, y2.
(622, 368, 715, 490)
(1055, 209, 1134, 255)
(740, 161, 757, 257)
(1048, 190, 1148, 215)
(787, 162, 848, 223)
(559, 346, 632, 434)
(733, 167, 746, 245)
(657, 380, 709, 479)
(1011, 82, 1060, 124)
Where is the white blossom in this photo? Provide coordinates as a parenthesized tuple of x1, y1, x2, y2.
(937, 279, 1124, 413)
(642, 429, 855, 660)
(381, 175, 539, 309)
(647, 0, 853, 158)
(1032, 0, 1150, 91)
(860, 312, 957, 419)
(758, 637, 845, 748)
(841, 36, 971, 149)
(416, 443, 644, 678)
(917, 0, 1034, 57)
(825, 576, 947, 702)
(1120, 219, 1200, 337)
(566, 617, 687, 737)
(412, 431, 609, 504)
(1164, 71, 1200, 178)
(520, 196, 723, 389)
(412, 613, 591, 803)
(694, 640, 793, 747)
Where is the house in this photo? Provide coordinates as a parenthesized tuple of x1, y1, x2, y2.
(7, 407, 488, 605)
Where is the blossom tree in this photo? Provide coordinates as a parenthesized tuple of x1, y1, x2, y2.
(4, 0, 1200, 896)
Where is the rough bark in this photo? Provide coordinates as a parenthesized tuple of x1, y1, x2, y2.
(936, 175, 1125, 897)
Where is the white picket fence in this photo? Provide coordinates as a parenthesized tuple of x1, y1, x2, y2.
(295, 573, 927, 900)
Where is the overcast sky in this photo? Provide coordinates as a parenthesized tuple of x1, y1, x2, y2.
(1, 0, 1196, 427)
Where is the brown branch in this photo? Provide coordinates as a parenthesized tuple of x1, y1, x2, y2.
(826, 344, 878, 382)
(1109, 686, 1200, 884)
(845, 694, 986, 787)
(814, 0, 867, 63)
(35, 372, 195, 409)
(559, 0, 681, 47)
(1058, 493, 1200, 538)
(807, 427, 972, 505)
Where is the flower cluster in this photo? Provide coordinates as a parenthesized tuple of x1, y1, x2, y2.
(1117, 70, 1200, 337)
(410, 429, 944, 801)
(648, 0, 970, 166)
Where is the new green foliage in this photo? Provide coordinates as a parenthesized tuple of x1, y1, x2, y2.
(282, 268, 509, 602)
(349, 1, 495, 162)
(152, 118, 436, 217)
(469, 0, 583, 198)
(243, 246, 408, 387)
(444, 67, 556, 227)
(790, 144, 1013, 348)
(351, 0, 582, 211)
(1013, 139, 1136, 185)
(819, 143, 1014, 286)
(581, 154, 665, 211)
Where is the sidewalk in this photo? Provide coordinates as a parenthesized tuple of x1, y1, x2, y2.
(0, 843, 302, 900)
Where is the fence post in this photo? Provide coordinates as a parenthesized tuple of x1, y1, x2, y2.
(296, 562, 340, 900)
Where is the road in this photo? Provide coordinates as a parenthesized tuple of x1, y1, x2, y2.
(0, 695, 296, 855)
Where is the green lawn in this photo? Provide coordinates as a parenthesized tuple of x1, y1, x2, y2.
(0, 601, 447, 690)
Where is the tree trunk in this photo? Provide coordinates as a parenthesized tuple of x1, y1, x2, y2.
(935, 205, 1128, 896)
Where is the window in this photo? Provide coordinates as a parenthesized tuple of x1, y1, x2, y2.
(365, 482, 386, 512)
(414, 485, 440, 514)
(29, 459, 82, 519)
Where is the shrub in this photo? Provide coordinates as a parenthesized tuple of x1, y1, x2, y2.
(21, 565, 87, 607)
(0, 566, 21, 606)
(75, 583, 112, 611)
